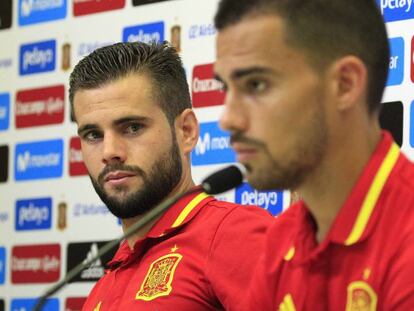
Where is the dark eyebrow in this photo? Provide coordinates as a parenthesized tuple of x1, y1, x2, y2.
(214, 67, 274, 83)
(77, 116, 149, 136)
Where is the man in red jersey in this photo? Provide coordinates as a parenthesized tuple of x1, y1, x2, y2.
(69, 41, 273, 311)
(214, 0, 414, 310)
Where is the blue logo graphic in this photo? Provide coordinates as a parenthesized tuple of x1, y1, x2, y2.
(235, 183, 283, 216)
(377, 0, 414, 22)
(0, 247, 5, 285)
(15, 198, 52, 231)
(387, 37, 404, 86)
(19, 0, 67, 26)
(15, 139, 63, 181)
(188, 23, 216, 39)
(191, 121, 235, 165)
(0, 93, 10, 131)
(411, 100, 414, 147)
(123, 21, 164, 43)
(19, 40, 56, 76)
(11, 298, 59, 311)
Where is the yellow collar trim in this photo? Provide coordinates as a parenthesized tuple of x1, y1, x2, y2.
(171, 192, 209, 228)
(345, 143, 399, 245)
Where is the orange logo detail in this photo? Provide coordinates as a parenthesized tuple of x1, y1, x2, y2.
(93, 301, 102, 311)
(346, 281, 377, 311)
(279, 293, 297, 311)
(136, 253, 183, 301)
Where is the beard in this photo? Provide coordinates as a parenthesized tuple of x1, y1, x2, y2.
(231, 98, 328, 191)
(90, 134, 182, 219)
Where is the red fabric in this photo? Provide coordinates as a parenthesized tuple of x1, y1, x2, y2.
(82, 190, 273, 311)
(246, 131, 414, 310)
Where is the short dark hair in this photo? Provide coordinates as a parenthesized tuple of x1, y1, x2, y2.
(69, 41, 191, 124)
(214, 0, 389, 113)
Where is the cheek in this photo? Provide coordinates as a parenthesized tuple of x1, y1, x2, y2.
(81, 145, 100, 174)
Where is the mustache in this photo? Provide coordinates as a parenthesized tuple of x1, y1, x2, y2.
(230, 132, 266, 148)
(97, 163, 146, 185)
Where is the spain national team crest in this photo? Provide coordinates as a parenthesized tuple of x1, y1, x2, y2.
(346, 281, 378, 311)
(136, 253, 183, 301)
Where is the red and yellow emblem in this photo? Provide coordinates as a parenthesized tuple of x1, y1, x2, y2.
(346, 281, 377, 311)
(136, 253, 183, 301)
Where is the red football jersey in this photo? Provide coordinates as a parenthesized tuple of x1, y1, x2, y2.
(246, 132, 414, 310)
(82, 190, 273, 311)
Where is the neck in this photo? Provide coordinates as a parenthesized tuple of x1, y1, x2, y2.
(121, 170, 195, 249)
(298, 117, 381, 243)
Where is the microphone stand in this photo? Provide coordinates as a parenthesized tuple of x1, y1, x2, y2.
(33, 186, 202, 311)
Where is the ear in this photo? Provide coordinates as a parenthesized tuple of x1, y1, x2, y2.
(174, 108, 199, 155)
(329, 56, 368, 112)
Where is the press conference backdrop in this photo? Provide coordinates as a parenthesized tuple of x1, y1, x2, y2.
(0, 0, 413, 310)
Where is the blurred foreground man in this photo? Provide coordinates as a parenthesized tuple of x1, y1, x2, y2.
(69, 41, 273, 311)
(214, 0, 414, 310)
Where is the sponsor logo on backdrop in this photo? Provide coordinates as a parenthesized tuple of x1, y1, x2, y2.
(387, 37, 404, 86)
(11, 298, 59, 311)
(15, 197, 52, 231)
(235, 183, 283, 216)
(380, 101, 403, 146)
(192, 121, 235, 165)
(73, 0, 125, 17)
(170, 23, 181, 53)
(192, 64, 224, 108)
(65, 297, 87, 311)
(11, 244, 60, 283)
(67, 241, 117, 282)
(62, 42, 71, 71)
(0, 58, 12, 70)
(0, 0, 12, 30)
(0, 145, 8, 183)
(19, 40, 56, 75)
(411, 100, 414, 147)
(411, 36, 414, 83)
(74, 202, 109, 217)
(15, 85, 64, 128)
(188, 23, 216, 39)
(132, 0, 170, 5)
(0, 93, 10, 131)
(123, 21, 164, 43)
(15, 139, 63, 181)
(69, 136, 88, 176)
(377, 0, 414, 22)
(19, 0, 66, 25)
(0, 247, 5, 284)
(78, 41, 114, 57)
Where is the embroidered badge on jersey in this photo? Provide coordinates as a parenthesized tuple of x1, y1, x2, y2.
(346, 281, 377, 311)
(136, 253, 183, 301)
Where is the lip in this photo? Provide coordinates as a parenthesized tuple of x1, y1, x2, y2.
(231, 144, 258, 162)
(104, 171, 137, 186)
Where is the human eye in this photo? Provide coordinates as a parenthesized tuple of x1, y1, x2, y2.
(124, 122, 144, 135)
(81, 130, 102, 143)
(246, 78, 268, 94)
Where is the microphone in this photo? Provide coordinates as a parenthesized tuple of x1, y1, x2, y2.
(33, 164, 245, 311)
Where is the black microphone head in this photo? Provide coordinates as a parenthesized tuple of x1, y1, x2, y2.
(201, 164, 246, 195)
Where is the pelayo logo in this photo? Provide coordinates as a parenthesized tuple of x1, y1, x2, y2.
(15, 139, 63, 181)
(192, 121, 235, 166)
(15, 197, 52, 231)
(123, 21, 164, 43)
(192, 64, 225, 108)
(69, 136, 88, 176)
(11, 298, 59, 311)
(377, 0, 414, 22)
(235, 183, 283, 216)
(19, 40, 56, 76)
(19, 0, 66, 26)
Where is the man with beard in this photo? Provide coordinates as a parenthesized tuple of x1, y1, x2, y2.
(213, 0, 414, 310)
(69, 41, 273, 311)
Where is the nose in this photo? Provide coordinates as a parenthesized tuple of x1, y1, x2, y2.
(102, 132, 127, 165)
(219, 90, 248, 133)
